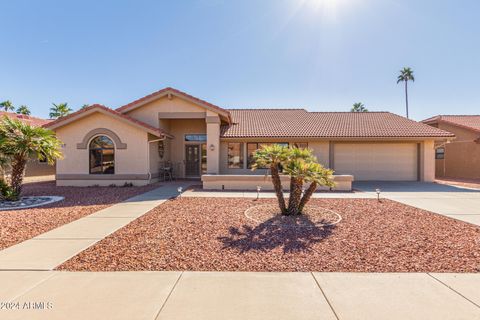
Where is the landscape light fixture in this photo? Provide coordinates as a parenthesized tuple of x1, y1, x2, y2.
(376, 188, 381, 202)
(256, 186, 261, 200)
(177, 186, 183, 198)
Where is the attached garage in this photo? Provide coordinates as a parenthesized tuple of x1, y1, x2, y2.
(332, 143, 419, 181)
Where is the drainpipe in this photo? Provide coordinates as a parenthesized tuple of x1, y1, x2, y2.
(147, 137, 166, 183)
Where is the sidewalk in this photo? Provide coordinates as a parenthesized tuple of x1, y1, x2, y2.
(0, 271, 479, 319)
(0, 182, 191, 270)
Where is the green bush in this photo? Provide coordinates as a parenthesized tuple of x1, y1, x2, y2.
(0, 179, 19, 201)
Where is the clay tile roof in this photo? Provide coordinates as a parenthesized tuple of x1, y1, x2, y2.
(221, 109, 454, 138)
(422, 115, 480, 133)
(0, 111, 51, 127)
(44, 104, 172, 138)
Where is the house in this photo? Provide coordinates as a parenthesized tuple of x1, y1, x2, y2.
(0, 112, 55, 178)
(422, 115, 480, 179)
(44, 87, 454, 189)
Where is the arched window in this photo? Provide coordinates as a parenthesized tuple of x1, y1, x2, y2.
(89, 136, 115, 174)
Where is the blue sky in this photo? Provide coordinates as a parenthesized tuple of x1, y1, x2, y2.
(1, 0, 479, 120)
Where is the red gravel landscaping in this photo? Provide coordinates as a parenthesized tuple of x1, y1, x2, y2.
(58, 197, 480, 272)
(0, 181, 160, 250)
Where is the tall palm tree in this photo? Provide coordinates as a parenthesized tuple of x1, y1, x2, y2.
(16, 105, 31, 115)
(397, 67, 415, 118)
(351, 102, 368, 112)
(49, 103, 72, 119)
(0, 100, 14, 112)
(0, 117, 63, 199)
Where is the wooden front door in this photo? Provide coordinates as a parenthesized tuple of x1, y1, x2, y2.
(185, 145, 200, 176)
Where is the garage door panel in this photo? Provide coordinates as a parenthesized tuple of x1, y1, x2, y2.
(334, 143, 418, 181)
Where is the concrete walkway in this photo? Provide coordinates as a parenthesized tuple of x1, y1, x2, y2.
(354, 181, 480, 226)
(0, 182, 191, 270)
(0, 271, 479, 319)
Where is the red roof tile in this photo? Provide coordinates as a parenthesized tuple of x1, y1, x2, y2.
(0, 111, 51, 127)
(422, 115, 480, 133)
(221, 109, 454, 138)
(44, 104, 172, 138)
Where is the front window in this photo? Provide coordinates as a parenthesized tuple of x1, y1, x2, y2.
(228, 143, 244, 169)
(435, 147, 445, 159)
(185, 134, 207, 142)
(293, 142, 308, 149)
(89, 136, 115, 174)
(247, 142, 288, 168)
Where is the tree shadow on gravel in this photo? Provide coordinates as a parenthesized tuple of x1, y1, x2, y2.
(217, 215, 336, 254)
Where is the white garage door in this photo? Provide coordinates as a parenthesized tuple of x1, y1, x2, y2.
(333, 143, 418, 181)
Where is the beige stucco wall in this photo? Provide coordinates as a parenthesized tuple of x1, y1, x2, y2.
(25, 159, 55, 177)
(125, 95, 208, 129)
(54, 112, 150, 181)
(419, 140, 435, 182)
(202, 174, 353, 191)
(434, 122, 480, 179)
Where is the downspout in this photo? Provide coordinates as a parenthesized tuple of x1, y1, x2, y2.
(147, 137, 166, 183)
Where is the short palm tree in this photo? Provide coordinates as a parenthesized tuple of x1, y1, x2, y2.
(49, 103, 72, 119)
(252, 144, 289, 214)
(351, 102, 368, 112)
(252, 145, 334, 216)
(0, 117, 63, 199)
(397, 67, 415, 118)
(0, 100, 14, 112)
(16, 105, 31, 115)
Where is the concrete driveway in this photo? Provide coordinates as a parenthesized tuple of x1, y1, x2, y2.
(354, 181, 480, 226)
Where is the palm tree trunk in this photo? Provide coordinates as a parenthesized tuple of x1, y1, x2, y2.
(10, 155, 27, 199)
(287, 177, 303, 215)
(298, 181, 318, 214)
(405, 81, 409, 119)
(270, 165, 287, 215)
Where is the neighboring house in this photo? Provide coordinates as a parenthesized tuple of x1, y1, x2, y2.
(422, 115, 480, 179)
(0, 112, 55, 178)
(44, 87, 454, 188)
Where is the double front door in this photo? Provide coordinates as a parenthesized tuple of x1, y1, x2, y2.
(185, 144, 206, 177)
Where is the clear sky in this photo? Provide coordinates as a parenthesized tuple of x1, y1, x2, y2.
(1, 0, 479, 120)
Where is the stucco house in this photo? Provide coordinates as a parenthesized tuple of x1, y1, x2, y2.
(44, 87, 454, 189)
(422, 115, 480, 179)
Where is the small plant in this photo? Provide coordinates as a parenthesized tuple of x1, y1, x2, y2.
(122, 182, 133, 187)
(108, 183, 117, 187)
(0, 178, 18, 201)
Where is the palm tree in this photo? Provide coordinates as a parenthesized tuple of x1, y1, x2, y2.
(80, 104, 90, 110)
(252, 145, 334, 216)
(252, 144, 289, 214)
(397, 67, 415, 118)
(16, 105, 31, 115)
(351, 102, 368, 112)
(0, 100, 14, 112)
(49, 103, 72, 119)
(0, 117, 63, 199)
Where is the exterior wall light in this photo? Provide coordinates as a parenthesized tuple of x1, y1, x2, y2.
(209, 144, 215, 151)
